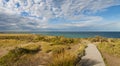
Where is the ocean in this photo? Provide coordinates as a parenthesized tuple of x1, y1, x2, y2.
(33, 32, 120, 38)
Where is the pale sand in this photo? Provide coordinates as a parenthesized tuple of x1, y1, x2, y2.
(78, 44, 105, 66)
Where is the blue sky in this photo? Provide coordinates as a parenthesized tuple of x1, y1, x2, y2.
(0, 0, 120, 31)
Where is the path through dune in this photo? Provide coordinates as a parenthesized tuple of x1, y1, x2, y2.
(78, 44, 105, 66)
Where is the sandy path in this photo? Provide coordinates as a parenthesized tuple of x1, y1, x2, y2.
(79, 44, 105, 66)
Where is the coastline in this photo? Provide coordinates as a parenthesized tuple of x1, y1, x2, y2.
(0, 33, 120, 66)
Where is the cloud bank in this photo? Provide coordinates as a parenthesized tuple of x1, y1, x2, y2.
(0, 0, 120, 31)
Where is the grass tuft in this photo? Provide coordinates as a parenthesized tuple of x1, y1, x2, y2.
(47, 52, 78, 66)
(0, 44, 40, 66)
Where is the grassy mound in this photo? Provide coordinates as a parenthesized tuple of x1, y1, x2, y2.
(47, 44, 86, 66)
(0, 34, 86, 66)
(0, 44, 40, 66)
(97, 38, 120, 57)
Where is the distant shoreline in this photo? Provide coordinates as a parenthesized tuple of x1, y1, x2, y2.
(0, 31, 120, 33)
(0, 32, 120, 38)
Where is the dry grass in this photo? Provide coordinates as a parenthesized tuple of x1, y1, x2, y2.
(0, 34, 86, 66)
(0, 39, 27, 48)
(97, 39, 120, 57)
(97, 38, 120, 66)
(101, 51, 120, 66)
(47, 52, 78, 66)
(47, 44, 86, 66)
(0, 43, 40, 66)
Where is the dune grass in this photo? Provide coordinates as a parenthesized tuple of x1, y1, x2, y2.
(0, 39, 28, 48)
(47, 44, 86, 66)
(0, 34, 86, 66)
(42, 43, 71, 53)
(0, 44, 40, 66)
(96, 38, 120, 66)
(88, 36, 109, 43)
(97, 38, 120, 57)
(47, 52, 77, 66)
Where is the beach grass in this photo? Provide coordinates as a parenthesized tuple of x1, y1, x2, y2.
(0, 43, 40, 66)
(96, 38, 120, 66)
(0, 34, 86, 66)
(97, 38, 120, 57)
(47, 44, 86, 66)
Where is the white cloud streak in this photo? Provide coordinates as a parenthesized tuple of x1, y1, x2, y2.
(0, 0, 120, 31)
(1, 0, 120, 18)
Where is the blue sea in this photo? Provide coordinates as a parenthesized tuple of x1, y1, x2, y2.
(33, 32, 120, 38)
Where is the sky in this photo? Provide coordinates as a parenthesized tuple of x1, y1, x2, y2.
(0, 0, 120, 31)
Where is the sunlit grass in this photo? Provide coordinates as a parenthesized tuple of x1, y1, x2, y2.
(0, 39, 27, 48)
(40, 42, 70, 53)
(0, 43, 40, 66)
(97, 38, 120, 57)
(47, 52, 77, 66)
(0, 34, 86, 66)
(47, 44, 86, 66)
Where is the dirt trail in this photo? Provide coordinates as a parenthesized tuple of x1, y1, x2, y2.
(79, 44, 105, 66)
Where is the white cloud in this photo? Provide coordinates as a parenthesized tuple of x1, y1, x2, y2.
(0, 0, 120, 31)
(0, 13, 48, 31)
(1, 0, 120, 18)
(45, 16, 103, 28)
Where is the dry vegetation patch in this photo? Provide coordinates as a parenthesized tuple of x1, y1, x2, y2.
(0, 34, 86, 66)
(96, 38, 120, 66)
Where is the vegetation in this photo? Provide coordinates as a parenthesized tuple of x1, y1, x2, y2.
(47, 44, 86, 66)
(1, 34, 120, 66)
(88, 36, 109, 43)
(47, 52, 77, 66)
(0, 34, 86, 66)
(91, 37, 120, 66)
(97, 38, 120, 57)
(0, 44, 40, 66)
